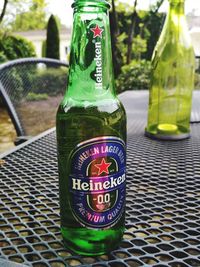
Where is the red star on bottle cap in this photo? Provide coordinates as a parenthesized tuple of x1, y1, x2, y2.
(95, 158, 111, 176)
(91, 25, 104, 38)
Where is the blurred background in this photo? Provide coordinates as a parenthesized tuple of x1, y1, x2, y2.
(0, 0, 200, 153)
(1, 0, 199, 64)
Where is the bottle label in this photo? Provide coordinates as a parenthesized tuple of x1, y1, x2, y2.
(90, 24, 104, 90)
(69, 136, 126, 229)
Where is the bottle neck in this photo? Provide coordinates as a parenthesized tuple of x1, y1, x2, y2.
(169, 0, 185, 17)
(163, 0, 187, 39)
(66, 1, 115, 101)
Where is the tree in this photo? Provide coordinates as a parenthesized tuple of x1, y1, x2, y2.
(150, 0, 165, 14)
(126, 0, 138, 64)
(109, 0, 166, 68)
(144, 0, 165, 60)
(45, 14, 60, 60)
(0, 34, 36, 63)
(10, 0, 47, 31)
(1, 0, 25, 28)
(0, 0, 8, 24)
(0, 0, 47, 30)
(109, 0, 123, 77)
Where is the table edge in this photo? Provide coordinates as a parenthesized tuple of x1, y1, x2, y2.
(0, 127, 56, 159)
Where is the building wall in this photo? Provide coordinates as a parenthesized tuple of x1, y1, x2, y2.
(14, 29, 71, 62)
(60, 40, 70, 62)
(190, 29, 200, 58)
(32, 38, 70, 61)
(33, 40, 43, 57)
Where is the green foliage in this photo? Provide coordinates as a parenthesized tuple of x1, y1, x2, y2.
(0, 65, 67, 105)
(33, 67, 68, 96)
(46, 14, 60, 60)
(0, 34, 36, 61)
(132, 35, 147, 60)
(116, 32, 147, 65)
(26, 92, 48, 101)
(42, 40, 46, 57)
(144, 11, 165, 60)
(7, 68, 24, 102)
(6, 0, 47, 31)
(110, 1, 164, 80)
(110, 4, 151, 74)
(54, 15, 62, 30)
(116, 60, 151, 93)
(0, 51, 7, 64)
(116, 32, 128, 64)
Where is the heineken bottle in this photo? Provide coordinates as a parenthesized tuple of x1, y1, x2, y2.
(145, 0, 195, 140)
(56, 0, 126, 255)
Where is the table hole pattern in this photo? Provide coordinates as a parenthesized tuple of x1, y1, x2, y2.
(0, 126, 200, 266)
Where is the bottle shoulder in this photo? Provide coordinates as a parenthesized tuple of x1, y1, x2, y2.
(59, 95, 124, 113)
(56, 96, 126, 141)
(152, 34, 195, 70)
(153, 20, 194, 62)
(57, 96, 126, 116)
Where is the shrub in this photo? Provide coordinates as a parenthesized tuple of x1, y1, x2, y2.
(0, 34, 36, 61)
(33, 67, 68, 96)
(3, 67, 25, 102)
(42, 40, 46, 57)
(116, 60, 151, 93)
(0, 51, 7, 64)
(26, 92, 49, 101)
(46, 15, 60, 59)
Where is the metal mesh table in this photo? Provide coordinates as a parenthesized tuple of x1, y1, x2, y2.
(1, 91, 200, 267)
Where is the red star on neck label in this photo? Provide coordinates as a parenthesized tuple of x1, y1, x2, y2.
(91, 25, 104, 38)
(95, 158, 111, 176)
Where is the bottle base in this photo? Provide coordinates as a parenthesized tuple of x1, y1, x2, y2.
(145, 123, 191, 141)
(145, 130, 190, 141)
(61, 226, 124, 256)
(62, 239, 110, 256)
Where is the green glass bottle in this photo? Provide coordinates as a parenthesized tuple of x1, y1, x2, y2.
(56, 0, 126, 256)
(145, 0, 195, 140)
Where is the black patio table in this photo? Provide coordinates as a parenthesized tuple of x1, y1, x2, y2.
(1, 90, 200, 267)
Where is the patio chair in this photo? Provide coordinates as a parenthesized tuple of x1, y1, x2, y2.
(0, 58, 68, 145)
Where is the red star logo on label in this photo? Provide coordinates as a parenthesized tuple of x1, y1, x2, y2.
(91, 25, 104, 38)
(95, 158, 111, 176)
